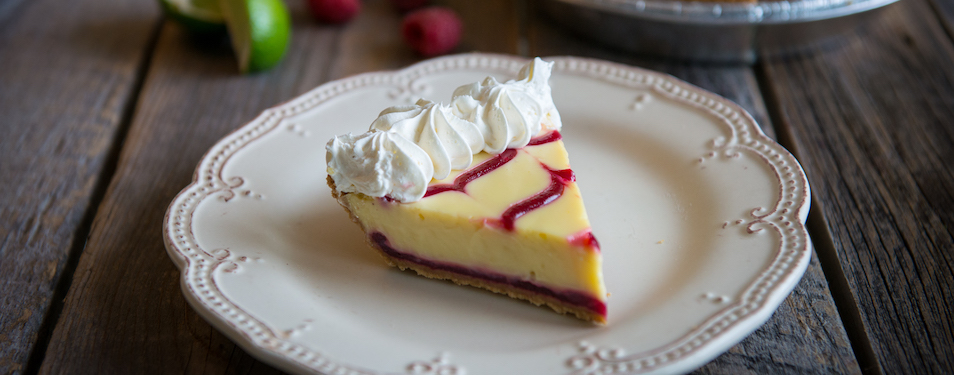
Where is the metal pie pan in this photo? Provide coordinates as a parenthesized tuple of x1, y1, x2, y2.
(539, 0, 899, 63)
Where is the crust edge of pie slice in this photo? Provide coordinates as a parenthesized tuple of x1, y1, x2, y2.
(328, 130, 607, 324)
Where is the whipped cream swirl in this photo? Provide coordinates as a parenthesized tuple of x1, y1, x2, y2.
(452, 58, 562, 153)
(370, 99, 484, 180)
(326, 58, 562, 202)
(326, 131, 433, 202)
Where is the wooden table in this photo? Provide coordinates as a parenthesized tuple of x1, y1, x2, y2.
(2, 0, 952, 373)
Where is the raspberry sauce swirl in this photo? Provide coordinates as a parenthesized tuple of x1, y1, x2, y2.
(423, 131, 579, 232)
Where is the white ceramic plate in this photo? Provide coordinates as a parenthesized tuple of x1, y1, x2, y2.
(164, 54, 811, 375)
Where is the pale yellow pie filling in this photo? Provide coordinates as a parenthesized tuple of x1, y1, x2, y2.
(341, 138, 605, 297)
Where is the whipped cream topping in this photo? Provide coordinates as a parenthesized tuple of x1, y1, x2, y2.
(370, 99, 484, 180)
(451, 58, 562, 153)
(326, 131, 433, 202)
(327, 58, 561, 202)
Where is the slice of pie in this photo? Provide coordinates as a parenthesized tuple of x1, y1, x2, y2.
(326, 58, 607, 323)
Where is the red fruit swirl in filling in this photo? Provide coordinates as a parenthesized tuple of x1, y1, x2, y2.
(423, 148, 518, 198)
(423, 131, 587, 235)
(567, 229, 600, 249)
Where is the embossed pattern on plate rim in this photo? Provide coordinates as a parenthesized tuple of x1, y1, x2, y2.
(162, 53, 812, 375)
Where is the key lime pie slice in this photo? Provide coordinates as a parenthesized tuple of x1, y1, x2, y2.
(326, 58, 607, 323)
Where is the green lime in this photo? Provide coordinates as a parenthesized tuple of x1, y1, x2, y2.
(160, 0, 227, 34)
(219, 0, 291, 73)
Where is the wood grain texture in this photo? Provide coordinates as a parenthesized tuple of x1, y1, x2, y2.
(37, 0, 519, 373)
(927, 0, 954, 36)
(527, 4, 860, 373)
(0, 0, 159, 373)
(759, 0, 954, 373)
(36, 2, 339, 373)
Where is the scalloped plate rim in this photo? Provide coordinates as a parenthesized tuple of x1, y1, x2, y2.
(162, 53, 812, 375)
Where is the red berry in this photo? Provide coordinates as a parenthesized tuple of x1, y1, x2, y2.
(307, 0, 361, 24)
(389, 0, 428, 12)
(401, 7, 462, 57)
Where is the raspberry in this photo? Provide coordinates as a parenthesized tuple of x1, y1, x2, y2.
(389, 0, 428, 12)
(307, 0, 361, 24)
(401, 7, 462, 57)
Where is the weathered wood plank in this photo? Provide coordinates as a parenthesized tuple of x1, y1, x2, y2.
(0, 0, 159, 373)
(38, 0, 520, 373)
(527, 5, 860, 373)
(441, 0, 522, 54)
(36, 3, 338, 373)
(525, 15, 772, 137)
(329, 0, 521, 78)
(759, 0, 954, 373)
(927, 0, 954, 36)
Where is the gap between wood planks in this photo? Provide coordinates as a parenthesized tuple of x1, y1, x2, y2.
(753, 61, 883, 375)
(21, 17, 165, 375)
(925, 0, 954, 44)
